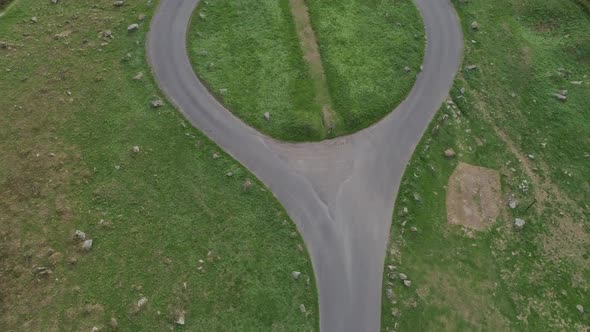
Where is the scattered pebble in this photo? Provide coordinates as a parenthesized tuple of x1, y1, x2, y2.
(82, 239, 93, 251)
(444, 148, 456, 158)
(514, 218, 525, 230)
(151, 99, 164, 108)
(127, 24, 139, 32)
(73, 230, 86, 241)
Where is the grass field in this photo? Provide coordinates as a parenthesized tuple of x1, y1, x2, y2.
(189, 0, 424, 141)
(0, 0, 318, 330)
(382, 0, 590, 330)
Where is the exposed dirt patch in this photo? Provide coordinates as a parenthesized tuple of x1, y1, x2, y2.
(446, 162, 501, 231)
(426, 269, 510, 330)
(289, 0, 334, 130)
(543, 215, 590, 267)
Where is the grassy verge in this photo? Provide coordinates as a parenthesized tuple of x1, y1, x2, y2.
(0, 0, 318, 330)
(189, 0, 424, 141)
(382, 0, 590, 330)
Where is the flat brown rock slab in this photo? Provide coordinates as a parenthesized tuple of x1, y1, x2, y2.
(446, 162, 501, 231)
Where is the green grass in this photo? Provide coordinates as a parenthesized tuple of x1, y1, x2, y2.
(382, 0, 590, 330)
(189, 0, 424, 141)
(0, 0, 318, 330)
(306, 0, 424, 135)
(189, 0, 324, 141)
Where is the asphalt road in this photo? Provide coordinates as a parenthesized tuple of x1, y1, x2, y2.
(147, 0, 463, 330)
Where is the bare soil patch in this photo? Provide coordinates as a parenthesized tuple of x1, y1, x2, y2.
(446, 162, 501, 231)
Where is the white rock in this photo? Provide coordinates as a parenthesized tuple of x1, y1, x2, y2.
(74, 230, 86, 241)
(514, 218, 525, 230)
(175, 310, 185, 325)
(291, 271, 301, 280)
(137, 297, 148, 308)
(82, 239, 93, 251)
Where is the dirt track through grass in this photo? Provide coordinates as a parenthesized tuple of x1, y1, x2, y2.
(289, 0, 335, 132)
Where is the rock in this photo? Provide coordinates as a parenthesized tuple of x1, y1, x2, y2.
(199, 12, 206, 19)
(412, 192, 421, 201)
(175, 310, 185, 325)
(444, 148, 456, 158)
(151, 99, 164, 108)
(82, 239, 93, 251)
(137, 297, 148, 309)
(577, 304, 584, 314)
(299, 304, 306, 313)
(471, 21, 480, 30)
(508, 196, 518, 209)
(52, 0, 59, 4)
(32, 266, 52, 275)
(410, 226, 418, 232)
(460, 87, 466, 95)
(212, 152, 220, 159)
(127, 24, 139, 32)
(263, 112, 271, 121)
(387, 265, 396, 272)
(242, 179, 252, 191)
(403, 279, 412, 287)
(102, 30, 113, 38)
(514, 218, 525, 230)
(31, 17, 38, 23)
(73, 230, 86, 241)
(403, 66, 411, 73)
(110, 317, 118, 329)
(291, 271, 301, 280)
(553, 93, 567, 102)
(138, 14, 146, 21)
(226, 172, 233, 177)
(131, 146, 140, 153)
(54, 30, 72, 40)
(570, 81, 583, 85)
(133, 72, 143, 80)
(466, 64, 477, 71)
(289, 231, 297, 239)
(386, 288, 395, 301)
(398, 273, 408, 281)
(558, 89, 568, 96)
(114, 0, 124, 6)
